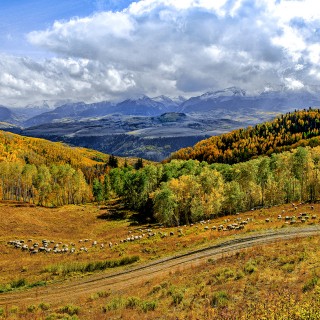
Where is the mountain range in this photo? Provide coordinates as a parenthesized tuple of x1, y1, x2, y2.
(2, 87, 320, 160)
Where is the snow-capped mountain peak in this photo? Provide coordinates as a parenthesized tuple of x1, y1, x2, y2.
(200, 87, 246, 101)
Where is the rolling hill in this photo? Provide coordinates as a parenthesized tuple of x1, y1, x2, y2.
(169, 108, 320, 164)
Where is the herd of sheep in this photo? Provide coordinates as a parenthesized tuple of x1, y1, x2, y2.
(6, 204, 317, 255)
(6, 238, 107, 254)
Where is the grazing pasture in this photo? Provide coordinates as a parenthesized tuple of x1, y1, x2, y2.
(0, 200, 319, 319)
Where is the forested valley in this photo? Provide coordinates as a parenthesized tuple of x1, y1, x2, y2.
(1, 109, 320, 226)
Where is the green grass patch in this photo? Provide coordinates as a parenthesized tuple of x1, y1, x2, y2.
(0, 278, 47, 293)
(44, 256, 140, 276)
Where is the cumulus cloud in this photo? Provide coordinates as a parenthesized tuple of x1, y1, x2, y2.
(2, 0, 320, 106)
(0, 55, 135, 106)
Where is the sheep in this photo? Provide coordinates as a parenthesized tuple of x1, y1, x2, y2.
(21, 245, 29, 251)
(109, 242, 113, 248)
(170, 231, 174, 236)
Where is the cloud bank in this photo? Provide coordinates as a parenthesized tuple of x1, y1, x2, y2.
(2, 0, 320, 106)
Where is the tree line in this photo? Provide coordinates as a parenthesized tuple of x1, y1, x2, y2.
(93, 145, 320, 226)
(0, 162, 91, 206)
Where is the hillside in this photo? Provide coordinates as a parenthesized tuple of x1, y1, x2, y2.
(0, 130, 109, 168)
(0, 130, 144, 207)
(169, 108, 320, 164)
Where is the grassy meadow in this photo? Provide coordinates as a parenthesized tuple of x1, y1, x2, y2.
(0, 200, 319, 318)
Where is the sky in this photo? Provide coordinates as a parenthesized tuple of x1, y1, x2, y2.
(1, 0, 320, 107)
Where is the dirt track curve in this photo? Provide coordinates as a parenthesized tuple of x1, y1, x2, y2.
(1, 225, 320, 306)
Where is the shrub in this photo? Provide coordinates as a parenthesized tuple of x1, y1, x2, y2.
(244, 260, 258, 274)
(58, 304, 80, 316)
(140, 300, 157, 313)
(303, 276, 319, 292)
(211, 291, 229, 308)
(10, 278, 26, 289)
(103, 297, 125, 312)
(126, 297, 141, 309)
(39, 302, 51, 311)
(9, 306, 19, 314)
(235, 270, 245, 280)
(171, 290, 184, 306)
(149, 285, 162, 295)
(27, 305, 37, 313)
(46, 313, 79, 320)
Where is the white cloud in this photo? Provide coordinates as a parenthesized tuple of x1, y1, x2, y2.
(284, 77, 304, 90)
(1, 0, 320, 106)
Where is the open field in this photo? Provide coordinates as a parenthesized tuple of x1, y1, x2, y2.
(0, 201, 320, 319)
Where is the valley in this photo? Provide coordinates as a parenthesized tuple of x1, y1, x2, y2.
(1, 106, 320, 319)
(2, 87, 320, 161)
(3, 1, 320, 319)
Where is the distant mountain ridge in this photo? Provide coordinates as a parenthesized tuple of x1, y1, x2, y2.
(2, 87, 320, 161)
(2, 86, 320, 128)
(179, 87, 320, 113)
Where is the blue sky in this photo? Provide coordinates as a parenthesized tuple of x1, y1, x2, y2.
(1, 0, 320, 107)
(0, 0, 134, 56)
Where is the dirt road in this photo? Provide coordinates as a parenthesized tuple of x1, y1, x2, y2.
(1, 225, 320, 306)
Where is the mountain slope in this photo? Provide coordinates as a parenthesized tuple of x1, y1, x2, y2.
(0, 106, 21, 125)
(0, 130, 110, 168)
(179, 87, 320, 113)
(169, 108, 320, 164)
(23, 101, 115, 127)
(23, 96, 179, 127)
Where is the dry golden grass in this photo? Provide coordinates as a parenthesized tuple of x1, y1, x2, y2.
(0, 200, 319, 319)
